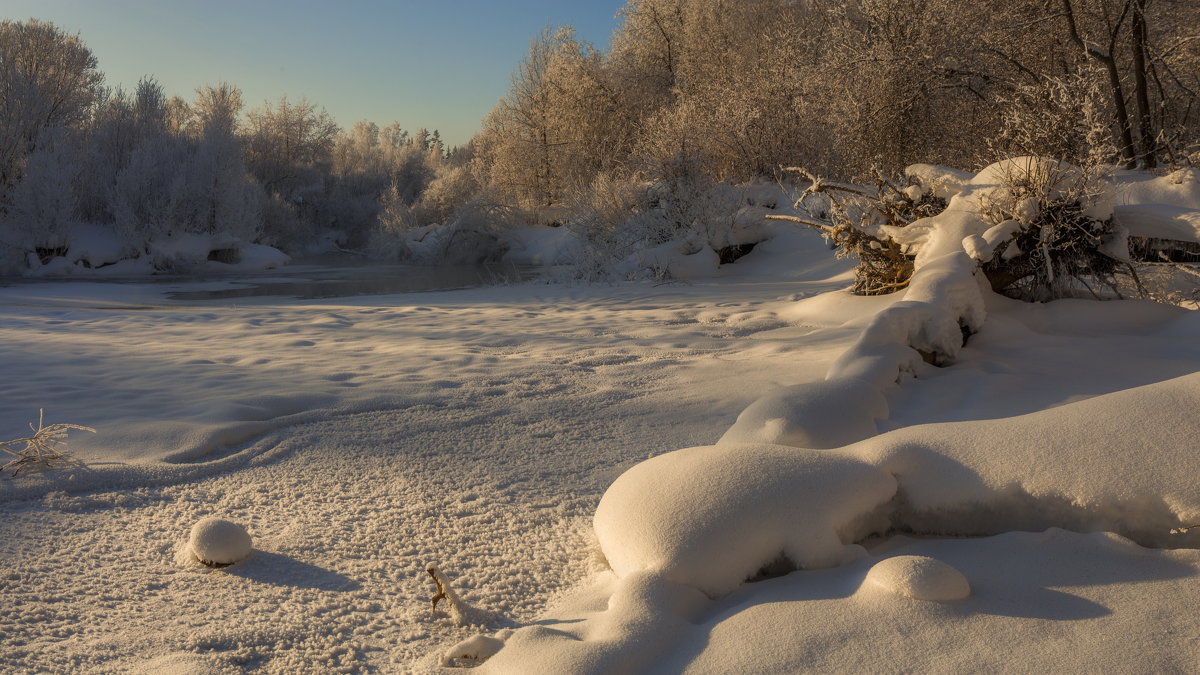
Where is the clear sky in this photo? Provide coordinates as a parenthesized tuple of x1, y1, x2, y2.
(3, 0, 625, 147)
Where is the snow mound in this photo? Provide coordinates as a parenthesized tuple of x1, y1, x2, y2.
(831, 252, 985, 383)
(618, 238, 720, 281)
(1113, 203, 1200, 244)
(594, 335, 1200, 607)
(852, 371, 1200, 547)
(593, 443, 897, 598)
(1118, 167, 1200, 210)
(65, 223, 131, 268)
(479, 570, 709, 674)
(443, 634, 507, 666)
(188, 518, 252, 567)
(719, 378, 887, 449)
(234, 243, 290, 271)
(863, 555, 970, 601)
(722, 251, 984, 451)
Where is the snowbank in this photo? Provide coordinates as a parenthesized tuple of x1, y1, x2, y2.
(594, 443, 897, 597)
(22, 227, 290, 276)
(854, 371, 1200, 546)
(1117, 167, 1200, 209)
(723, 250, 985, 448)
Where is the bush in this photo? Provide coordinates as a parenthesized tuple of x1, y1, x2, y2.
(770, 167, 943, 295)
(969, 158, 1123, 301)
(1, 410, 93, 477)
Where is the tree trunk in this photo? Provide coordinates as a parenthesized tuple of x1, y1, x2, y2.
(1060, 0, 1138, 169)
(1130, 0, 1156, 168)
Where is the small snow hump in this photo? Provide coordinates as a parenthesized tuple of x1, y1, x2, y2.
(864, 555, 969, 602)
(188, 517, 252, 567)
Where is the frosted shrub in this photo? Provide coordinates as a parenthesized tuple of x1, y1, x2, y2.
(970, 158, 1122, 301)
(414, 165, 481, 227)
(566, 173, 652, 280)
(567, 157, 762, 281)
(991, 70, 1114, 171)
(769, 167, 943, 295)
(1, 410, 93, 477)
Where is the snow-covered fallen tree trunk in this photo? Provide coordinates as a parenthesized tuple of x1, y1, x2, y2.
(721, 251, 985, 449)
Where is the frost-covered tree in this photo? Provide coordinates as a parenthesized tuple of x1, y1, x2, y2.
(244, 96, 340, 247)
(3, 126, 81, 260)
(0, 19, 103, 202)
(477, 27, 580, 210)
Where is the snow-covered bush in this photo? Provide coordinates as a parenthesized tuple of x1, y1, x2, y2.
(2, 126, 83, 263)
(768, 167, 945, 295)
(565, 162, 779, 280)
(564, 173, 654, 280)
(967, 158, 1121, 300)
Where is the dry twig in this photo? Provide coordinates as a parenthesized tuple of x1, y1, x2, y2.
(0, 409, 94, 477)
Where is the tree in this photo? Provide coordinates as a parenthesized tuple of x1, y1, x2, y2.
(244, 96, 340, 246)
(245, 96, 339, 192)
(193, 82, 243, 137)
(0, 19, 103, 202)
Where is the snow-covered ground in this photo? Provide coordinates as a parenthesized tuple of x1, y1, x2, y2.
(0, 231, 853, 673)
(3, 215, 1200, 672)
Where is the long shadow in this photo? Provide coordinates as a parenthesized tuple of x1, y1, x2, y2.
(225, 550, 362, 591)
(659, 528, 1197, 670)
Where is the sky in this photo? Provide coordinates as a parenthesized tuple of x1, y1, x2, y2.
(3, 0, 625, 147)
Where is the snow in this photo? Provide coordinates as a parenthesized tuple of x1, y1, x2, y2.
(65, 223, 131, 268)
(21, 228, 291, 277)
(855, 370, 1200, 546)
(889, 157, 1116, 268)
(903, 163, 974, 200)
(616, 238, 721, 280)
(501, 225, 581, 266)
(3, 186, 1200, 671)
(862, 555, 970, 601)
(594, 443, 896, 597)
(188, 517, 253, 566)
(1117, 166, 1200, 209)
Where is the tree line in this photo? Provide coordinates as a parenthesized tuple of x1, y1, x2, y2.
(476, 0, 1199, 212)
(0, 19, 454, 271)
(1, 1, 1198, 273)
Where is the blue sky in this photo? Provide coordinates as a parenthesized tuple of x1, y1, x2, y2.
(4, 0, 625, 147)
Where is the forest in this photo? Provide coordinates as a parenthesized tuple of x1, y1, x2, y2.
(1, 0, 1198, 278)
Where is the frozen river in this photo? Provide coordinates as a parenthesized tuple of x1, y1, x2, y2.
(0, 258, 538, 304)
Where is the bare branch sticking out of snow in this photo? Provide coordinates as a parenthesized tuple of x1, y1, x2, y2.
(1, 410, 94, 477)
(426, 564, 498, 628)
